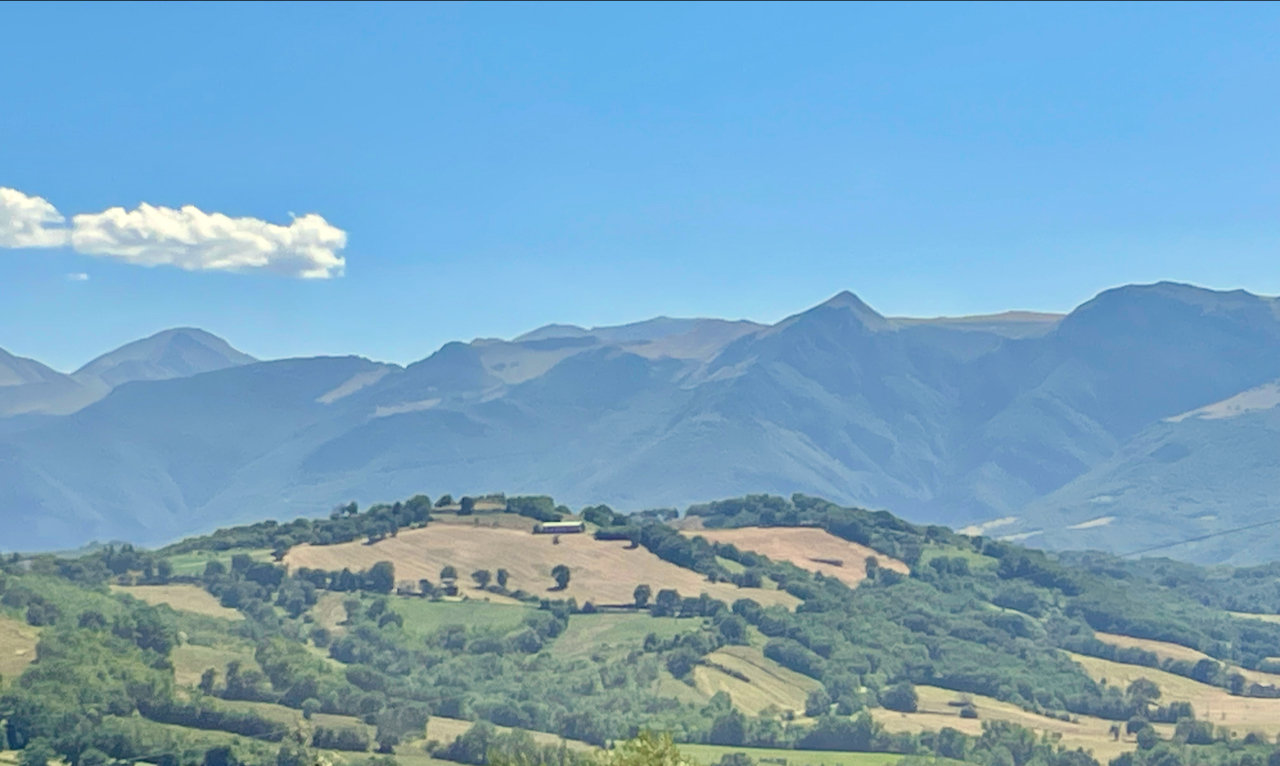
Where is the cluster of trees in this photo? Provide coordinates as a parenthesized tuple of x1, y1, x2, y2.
(161, 495, 437, 555)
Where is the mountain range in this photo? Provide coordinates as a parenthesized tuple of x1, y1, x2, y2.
(2, 281, 1278, 564)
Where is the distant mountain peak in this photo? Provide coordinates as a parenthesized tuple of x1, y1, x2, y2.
(73, 327, 256, 388)
(778, 290, 891, 332)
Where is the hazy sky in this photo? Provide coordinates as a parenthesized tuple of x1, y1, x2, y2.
(2, 2, 1277, 370)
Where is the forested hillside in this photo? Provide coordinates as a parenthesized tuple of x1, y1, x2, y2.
(5, 493, 1280, 766)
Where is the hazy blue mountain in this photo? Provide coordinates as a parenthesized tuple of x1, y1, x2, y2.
(0, 347, 98, 416)
(0, 329, 256, 417)
(3, 282, 1280, 562)
(73, 327, 257, 388)
(1011, 382, 1280, 564)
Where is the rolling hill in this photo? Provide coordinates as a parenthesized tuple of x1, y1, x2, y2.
(6, 491, 1280, 766)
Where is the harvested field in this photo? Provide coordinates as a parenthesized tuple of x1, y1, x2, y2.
(0, 614, 39, 682)
(874, 685, 1172, 761)
(681, 527, 909, 587)
(112, 584, 242, 620)
(692, 644, 822, 715)
(1093, 632, 1280, 687)
(1069, 652, 1280, 738)
(286, 525, 798, 608)
(425, 715, 595, 752)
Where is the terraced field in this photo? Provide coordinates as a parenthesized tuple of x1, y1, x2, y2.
(680, 527, 909, 588)
(692, 645, 822, 715)
(286, 525, 798, 609)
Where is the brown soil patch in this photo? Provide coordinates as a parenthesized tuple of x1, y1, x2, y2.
(682, 527, 909, 587)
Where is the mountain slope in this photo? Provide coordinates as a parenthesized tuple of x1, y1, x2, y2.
(0, 347, 103, 416)
(0, 329, 256, 417)
(3, 283, 1280, 561)
(73, 327, 256, 388)
(1014, 385, 1280, 564)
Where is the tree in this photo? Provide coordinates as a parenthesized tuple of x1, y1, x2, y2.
(302, 698, 322, 720)
(435, 495, 454, 508)
(1127, 678, 1162, 709)
(440, 565, 458, 581)
(496, 568, 509, 589)
(653, 589, 681, 617)
(366, 561, 396, 593)
(19, 739, 56, 766)
(199, 668, 218, 694)
(1136, 726, 1159, 750)
(881, 682, 918, 713)
(709, 710, 747, 746)
(471, 570, 492, 589)
(600, 731, 696, 766)
(551, 564, 571, 591)
(459, 496, 476, 516)
(634, 584, 652, 609)
(716, 615, 749, 645)
(805, 689, 833, 717)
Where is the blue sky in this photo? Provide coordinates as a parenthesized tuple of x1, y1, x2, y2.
(1, 2, 1277, 370)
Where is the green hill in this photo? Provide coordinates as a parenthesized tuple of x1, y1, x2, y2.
(4, 492, 1280, 766)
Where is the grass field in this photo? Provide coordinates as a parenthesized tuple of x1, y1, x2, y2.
(554, 611, 687, 658)
(873, 684, 1171, 761)
(680, 527, 909, 588)
(112, 584, 243, 621)
(0, 613, 39, 683)
(286, 525, 798, 609)
(916, 545, 998, 572)
(693, 645, 822, 715)
(680, 743, 933, 766)
(1068, 652, 1280, 739)
(171, 642, 260, 688)
(166, 548, 273, 577)
(392, 598, 534, 636)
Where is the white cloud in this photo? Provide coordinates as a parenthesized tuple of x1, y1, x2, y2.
(0, 186, 347, 279)
(66, 272, 90, 282)
(71, 203, 346, 279)
(0, 187, 70, 248)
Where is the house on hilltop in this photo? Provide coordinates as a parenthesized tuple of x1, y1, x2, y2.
(533, 521, 586, 535)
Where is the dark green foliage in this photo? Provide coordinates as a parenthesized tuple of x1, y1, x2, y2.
(551, 564, 571, 590)
(882, 682, 919, 713)
(506, 496, 561, 523)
